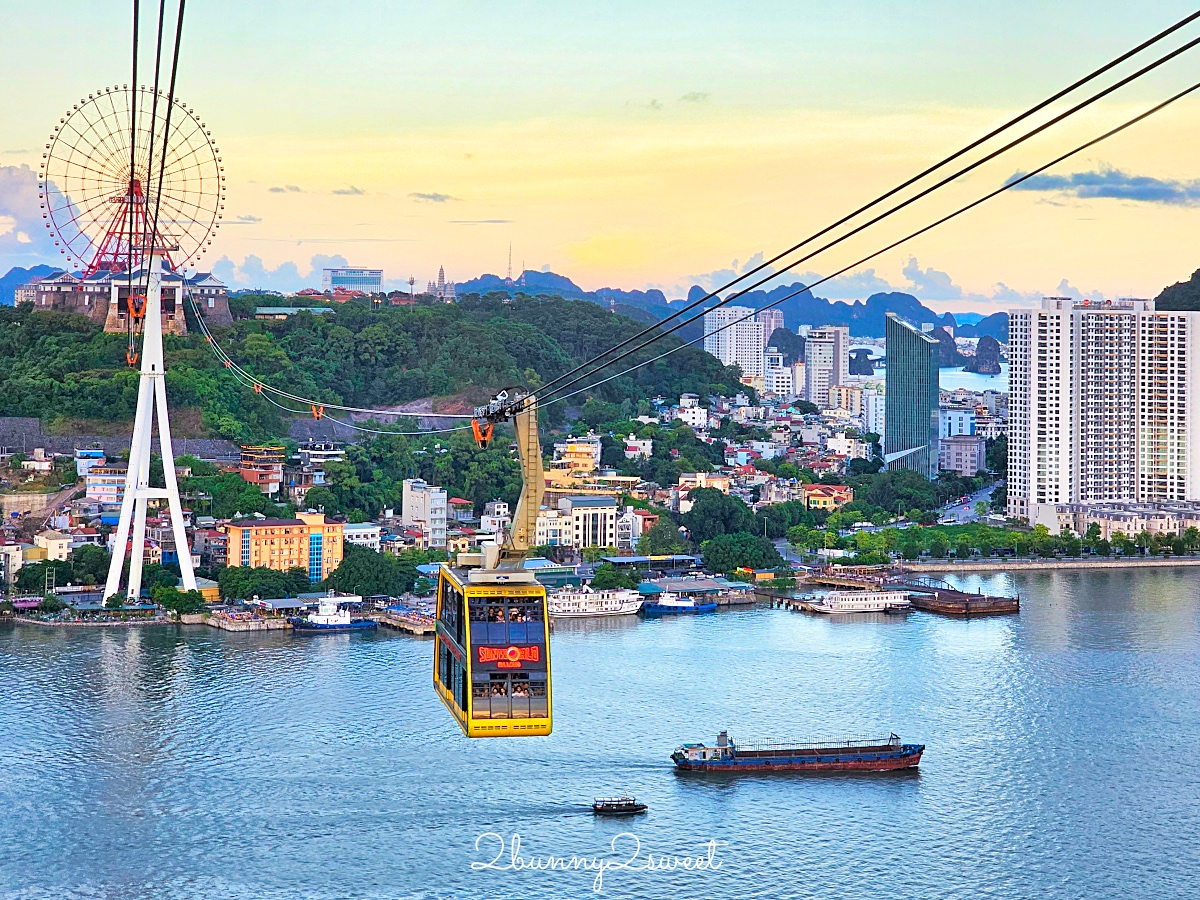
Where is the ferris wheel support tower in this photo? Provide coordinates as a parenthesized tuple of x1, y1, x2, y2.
(103, 252, 198, 602)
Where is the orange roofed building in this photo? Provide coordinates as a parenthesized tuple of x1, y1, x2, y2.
(224, 512, 344, 583)
(802, 484, 854, 510)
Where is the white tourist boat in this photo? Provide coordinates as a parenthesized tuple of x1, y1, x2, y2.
(807, 590, 910, 615)
(548, 586, 643, 618)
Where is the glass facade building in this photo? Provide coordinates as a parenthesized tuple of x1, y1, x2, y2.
(322, 268, 383, 293)
(884, 313, 940, 480)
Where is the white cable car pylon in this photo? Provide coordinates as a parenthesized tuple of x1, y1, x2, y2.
(103, 253, 198, 601)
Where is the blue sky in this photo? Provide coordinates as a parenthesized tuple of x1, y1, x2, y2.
(3, 1, 1200, 308)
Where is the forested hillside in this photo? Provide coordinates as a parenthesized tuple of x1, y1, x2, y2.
(0, 293, 746, 442)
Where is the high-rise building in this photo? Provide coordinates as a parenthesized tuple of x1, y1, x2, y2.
(1009, 297, 1200, 525)
(402, 478, 448, 548)
(322, 267, 383, 293)
(939, 407, 977, 438)
(756, 308, 785, 347)
(863, 389, 886, 437)
(225, 512, 344, 583)
(803, 326, 849, 408)
(703, 305, 764, 379)
(884, 314, 940, 479)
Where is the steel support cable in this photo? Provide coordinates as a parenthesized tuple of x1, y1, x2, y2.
(182, 289, 474, 436)
(538, 81, 1200, 412)
(530, 11, 1200, 404)
(136, 0, 170, 309)
(180, 290, 477, 418)
(126, 0, 139, 359)
(533, 32, 1200, 406)
(145, 0, 184, 294)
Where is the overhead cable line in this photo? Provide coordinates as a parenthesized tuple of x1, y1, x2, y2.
(125, 0, 140, 363)
(183, 289, 475, 437)
(529, 9, 1200, 404)
(536, 80, 1200, 411)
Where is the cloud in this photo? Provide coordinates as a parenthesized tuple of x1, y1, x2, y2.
(410, 192, 458, 203)
(268, 185, 304, 193)
(0, 164, 61, 271)
(332, 185, 365, 196)
(450, 219, 512, 225)
(211, 252, 350, 292)
(1007, 165, 1200, 206)
(659, 249, 1083, 311)
(228, 214, 262, 224)
(679, 92, 709, 103)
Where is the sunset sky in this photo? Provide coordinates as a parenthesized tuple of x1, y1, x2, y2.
(4, 1, 1200, 311)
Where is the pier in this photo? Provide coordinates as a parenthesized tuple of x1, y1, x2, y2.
(370, 610, 436, 636)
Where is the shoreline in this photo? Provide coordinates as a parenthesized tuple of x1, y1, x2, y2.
(899, 557, 1200, 573)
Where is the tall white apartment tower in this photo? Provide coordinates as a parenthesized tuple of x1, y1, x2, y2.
(402, 478, 448, 548)
(703, 305, 765, 379)
(1008, 297, 1200, 526)
(803, 326, 849, 408)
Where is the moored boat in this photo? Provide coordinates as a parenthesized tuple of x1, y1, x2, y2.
(290, 598, 378, 632)
(640, 592, 717, 615)
(593, 794, 647, 815)
(807, 590, 910, 614)
(672, 730, 923, 773)
(549, 586, 643, 618)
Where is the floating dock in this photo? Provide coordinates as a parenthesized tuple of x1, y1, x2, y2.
(902, 586, 1019, 616)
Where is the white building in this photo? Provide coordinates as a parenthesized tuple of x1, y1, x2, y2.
(863, 390, 886, 437)
(402, 478, 448, 549)
(939, 407, 977, 438)
(804, 326, 849, 408)
(623, 435, 654, 459)
(534, 507, 572, 547)
(85, 465, 127, 506)
(755, 308, 785, 347)
(763, 347, 794, 396)
(559, 496, 619, 549)
(703, 305, 764, 379)
(674, 394, 709, 430)
(343, 523, 382, 552)
(1008, 297, 1200, 527)
(481, 500, 511, 536)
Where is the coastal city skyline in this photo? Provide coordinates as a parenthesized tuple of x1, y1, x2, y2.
(4, 1, 1200, 308)
(5, 4, 1200, 899)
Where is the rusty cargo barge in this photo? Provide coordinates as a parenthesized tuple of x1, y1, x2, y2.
(672, 731, 923, 773)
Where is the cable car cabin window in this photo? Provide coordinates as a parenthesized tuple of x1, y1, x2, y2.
(439, 580, 464, 646)
(471, 678, 491, 719)
(469, 602, 489, 646)
(528, 676, 548, 719)
(509, 673, 531, 719)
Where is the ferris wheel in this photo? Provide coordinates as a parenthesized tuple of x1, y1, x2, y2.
(38, 84, 224, 275)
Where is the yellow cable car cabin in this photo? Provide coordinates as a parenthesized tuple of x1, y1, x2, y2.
(433, 561, 552, 737)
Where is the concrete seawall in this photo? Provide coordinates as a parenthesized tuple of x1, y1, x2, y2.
(903, 557, 1200, 573)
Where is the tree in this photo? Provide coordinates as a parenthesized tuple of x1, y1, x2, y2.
(15, 559, 72, 593)
(590, 562, 637, 591)
(700, 532, 784, 574)
(69, 545, 110, 584)
(974, 501, 988, 518)
(1184, 526, 1200, 550)
(1094, 538, 1111, 557)
(681, 488, 756, 542)
(927, 534, 949, 559)
(637, 519, 684, 556)
(39, 594, 66, 613)
(219, 565, 310, 601)
(152, 586, 206, 614)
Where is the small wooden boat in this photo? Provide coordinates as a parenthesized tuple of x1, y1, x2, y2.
(592, 794, 647, 816)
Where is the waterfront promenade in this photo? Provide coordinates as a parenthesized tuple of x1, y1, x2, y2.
(902, 556, 1200, 573)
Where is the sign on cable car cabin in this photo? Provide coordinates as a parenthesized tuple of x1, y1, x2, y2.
(433, 563, 552, 737)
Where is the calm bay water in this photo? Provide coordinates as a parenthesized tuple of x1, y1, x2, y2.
(3, 568, 1200, 899)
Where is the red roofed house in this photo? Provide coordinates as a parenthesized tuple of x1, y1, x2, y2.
(802, 484, 854, 511)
